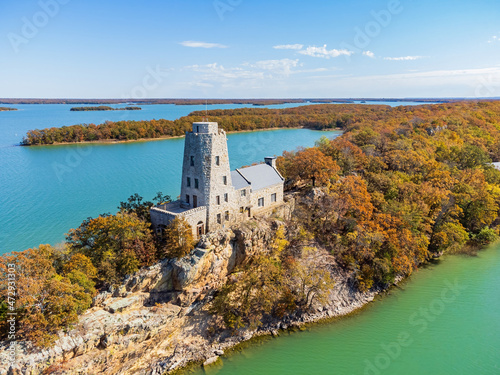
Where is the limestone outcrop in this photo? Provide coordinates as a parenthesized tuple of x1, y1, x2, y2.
(2, 208, 379, 375)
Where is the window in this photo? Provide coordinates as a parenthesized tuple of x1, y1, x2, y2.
(217, 213, 221, 224)
(271, 193, 277, 203)
(225, 211, 230, 221)
(215, 156, 220, 166)
(223, 176, 227, 185)
(258, 197, 264, 207)
(240, 189, 246, 197)
(190, 156, 194, 166)
(195, 178, 199, 189)
(196, 126, 200, 133)
(216, 195, 220, 205)
(224, 193, 228, 202)
(186, 195, 190, 204)
(240, 207, 244, 213)
(187, 177, 191, 187)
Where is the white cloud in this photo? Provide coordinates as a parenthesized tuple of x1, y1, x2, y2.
(488, 35, 499, 43)
(273, 44, 304, 50)
(298, 44, 353, 59)
(384, 56, 423, 61)
(180, 41, 228, 48)
(181, 58, 306, 93)
(363, 51, 375, 58)
(253, 58, 300, 76)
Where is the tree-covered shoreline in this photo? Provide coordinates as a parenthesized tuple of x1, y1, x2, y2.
(69, 106, 141, 111)
(3, 101, 500, 347)
(20, 102, 500, 146)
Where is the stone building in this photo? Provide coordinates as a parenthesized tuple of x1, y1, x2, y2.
(150, 121, 285, 237)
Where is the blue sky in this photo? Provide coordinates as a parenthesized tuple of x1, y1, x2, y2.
(0, 0, 499, 98)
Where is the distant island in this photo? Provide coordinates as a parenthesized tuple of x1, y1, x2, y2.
(6, 100, 500, 374)
(0, 97, 477, 105)
(0, 107, 17, 111)
(70, 106, 141, 111)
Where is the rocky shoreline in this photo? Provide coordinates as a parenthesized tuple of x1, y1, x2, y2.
(2, 199, 387, 375)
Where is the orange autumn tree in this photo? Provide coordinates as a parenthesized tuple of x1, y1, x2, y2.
(277, 147, 340, 187)
(66, 212, 156, 285)
(0, 245, 95, 347)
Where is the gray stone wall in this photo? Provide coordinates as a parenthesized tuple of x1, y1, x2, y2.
(152, 121, 285, 238)
(250, 183, 284, 215)
(150, 203, 207, 237)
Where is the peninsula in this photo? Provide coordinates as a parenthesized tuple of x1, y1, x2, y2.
(3, 101, 500, 374)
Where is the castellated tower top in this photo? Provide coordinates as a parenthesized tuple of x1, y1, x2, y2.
(192, 122, 218, 134)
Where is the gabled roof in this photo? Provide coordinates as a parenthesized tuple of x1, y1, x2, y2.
(234, 163, 284, 191)
(231, 170, 251, 190)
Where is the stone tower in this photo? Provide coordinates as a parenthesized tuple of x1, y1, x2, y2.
(179, 122, 233, 232)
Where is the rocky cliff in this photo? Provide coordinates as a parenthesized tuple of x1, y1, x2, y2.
(3, 200, 378, 375)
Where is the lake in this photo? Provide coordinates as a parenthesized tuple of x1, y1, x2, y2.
(0, 101, 432, 254)
(1, 101, 498, 375)
(188, 247, 500, 375)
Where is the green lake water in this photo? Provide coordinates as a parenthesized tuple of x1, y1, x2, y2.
(2, 102, 497, 375)
(189, 247, 500, 375)
(0, 101, 428, 254)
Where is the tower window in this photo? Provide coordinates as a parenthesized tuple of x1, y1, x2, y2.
(223, 176, 227, 185)
(216, 195, 220, 205)
(224, 193, 228, 202)
(258, 197, 264, 207)
(215, 156, 220, 166)
(190, 156, 194, 166)
(195, 178, 199, 189)
(187, 177, 191, 187)
(225, 211, 230, 221)
(271, 193, 277, 203)
(240, 206, 244, 213)
(217, 213, 221, 224)
(240, 189, 246, 197)
(186, 194, 190, 204)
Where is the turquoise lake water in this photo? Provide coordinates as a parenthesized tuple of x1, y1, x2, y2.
(189, 247, 500, 375)
(0, 101, 431, 254)
(1, 102, 498, 375)
(0, 103, 341, 254)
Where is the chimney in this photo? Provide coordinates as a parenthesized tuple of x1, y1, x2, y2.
(264, 156, 276, 168)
